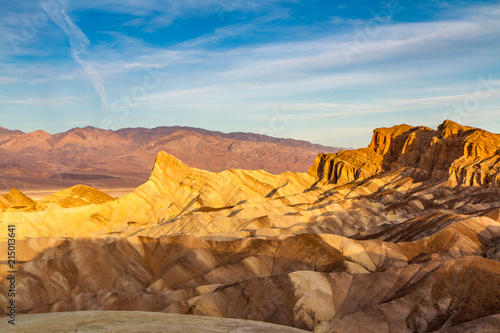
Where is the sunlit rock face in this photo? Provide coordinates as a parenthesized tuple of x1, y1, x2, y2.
(0, 188, 35, 210)
(310, 119, 500, 187)
(1, 120, 500, 332)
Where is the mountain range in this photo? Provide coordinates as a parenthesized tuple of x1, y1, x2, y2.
(0, 126, 340, 191)
(1, 120, 500, 332)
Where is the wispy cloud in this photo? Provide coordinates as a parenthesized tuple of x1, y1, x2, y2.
(41, 1, 108, 112)
(69, 0, 295, 31)
(0, 76, 21, 84)
(84, 2, 500, 86)
(177, 8, 292, 48)
(3, 95, 88, 107)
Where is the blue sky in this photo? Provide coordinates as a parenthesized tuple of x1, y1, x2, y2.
(0, 0, 499, 147)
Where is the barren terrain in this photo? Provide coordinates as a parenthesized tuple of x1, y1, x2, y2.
(0, 126, 339, 192)
(0, 120, 499, 332)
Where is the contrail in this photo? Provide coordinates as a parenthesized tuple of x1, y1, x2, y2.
(41, 0, 108, 112)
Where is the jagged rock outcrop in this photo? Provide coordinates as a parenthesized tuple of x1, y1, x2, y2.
(309, 120, 500, 187)
(0, 152, 316, 238)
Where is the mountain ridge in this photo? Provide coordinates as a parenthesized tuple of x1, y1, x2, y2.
(0, 125, 341, 191)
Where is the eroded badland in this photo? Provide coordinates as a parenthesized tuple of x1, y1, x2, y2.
(1, 120, 500, 332)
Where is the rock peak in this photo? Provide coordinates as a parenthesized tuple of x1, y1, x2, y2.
(27, 129, 51, 137)
(437, 119, 475, 138)
(36, 184, 115, 209)
(0, 188, 35, 210)
(150, 151, 191, 183)
(154, 151, 189, 167)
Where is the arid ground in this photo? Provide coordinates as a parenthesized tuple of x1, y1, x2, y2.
(1, 120, 500, 332)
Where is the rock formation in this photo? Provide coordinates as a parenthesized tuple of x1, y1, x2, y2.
(0, 188, 35, 210)
(0, 120, 499, 332)
(309, 120, 500, 187)
(35, 184, 116, 210)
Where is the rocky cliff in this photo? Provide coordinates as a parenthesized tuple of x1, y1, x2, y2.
(309, 120, 500, 187)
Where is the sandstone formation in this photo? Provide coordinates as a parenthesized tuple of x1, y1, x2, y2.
(309, 120, 500, 187)
(35, 184, 116, 210)
(0, 126, 340, 191)
(0, 185, 115, 213)
(0, 188, 35, 210)
(0, 120, 499, 332)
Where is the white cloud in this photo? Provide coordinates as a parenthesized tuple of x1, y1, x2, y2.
(3, 95, 88, 107)
(41, 1, 108, 112)
(0, 76, 21, 84)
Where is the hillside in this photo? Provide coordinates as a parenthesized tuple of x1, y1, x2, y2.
(0, 120, 499, 332)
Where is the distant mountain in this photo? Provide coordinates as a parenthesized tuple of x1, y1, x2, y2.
(0, 126, 23, 145)
(0, 125, 341, 190)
